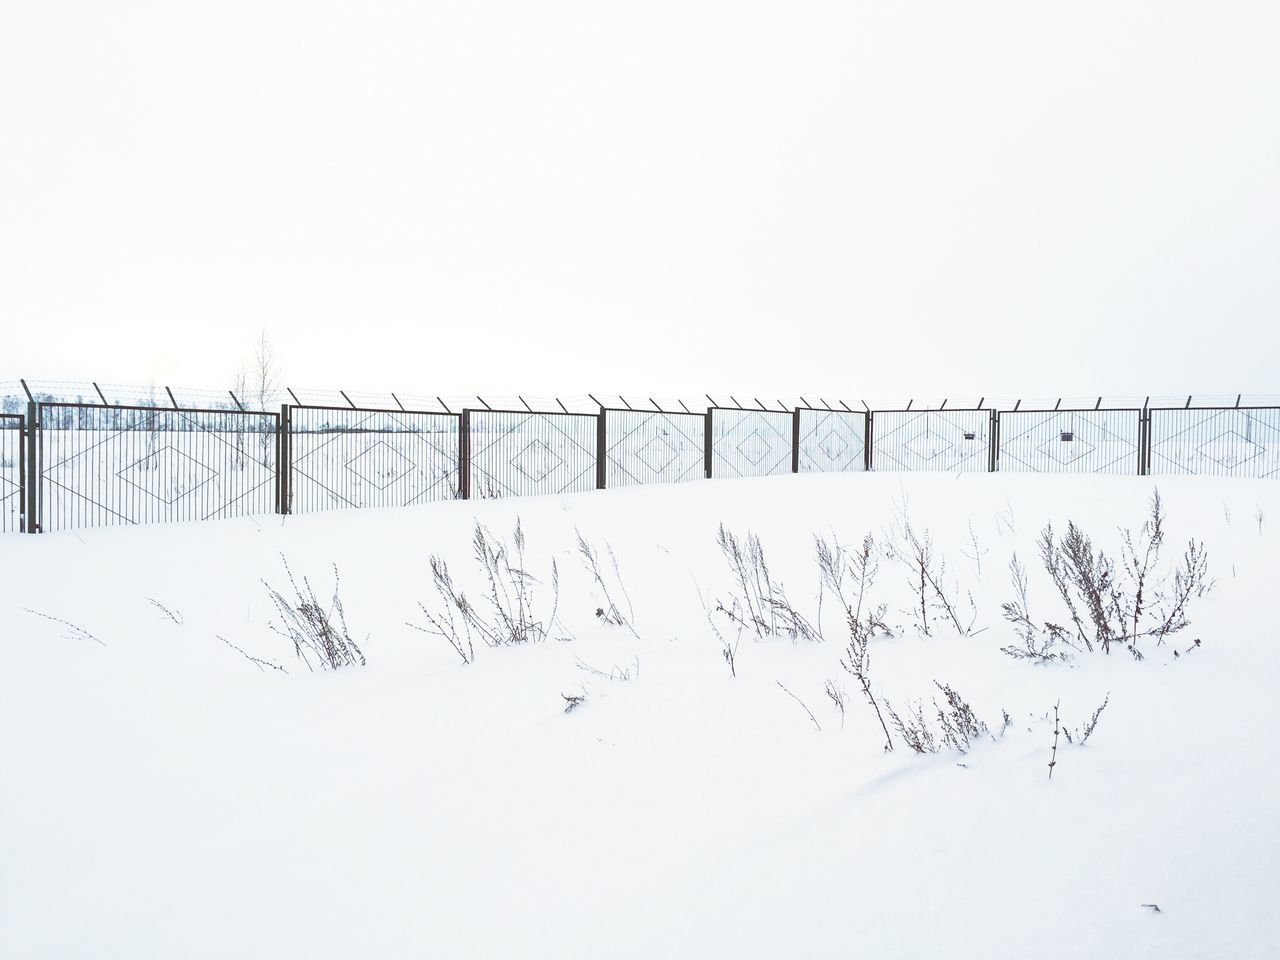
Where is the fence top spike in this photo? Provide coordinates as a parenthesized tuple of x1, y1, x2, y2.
(286, 387, 302, 406)
(839, 400, 853, 412)
(19, 379, 34, 402)
(229, 390, 245, 411)
(555, 398, 569, 414)
(477, 396, 492, 410)
(1013, 398, 1021, 411)
(620, 396, 633, 410)
(706, 394, 716, 407)
(678, 399, 693, 414)
(1054, 398, 1061, 410)
(435, 396, 452, 414)
(977, 396, 985, 408)
(861, 399, 870, 412)
(165, 386, 179, 410)
(940, 398, 947, 410)
(649, 397, 661, 412)
(339, 390, 356, 409)
(730, 395, 742, 408)
(1186, 395, 1192, 409)
(1095, 397, 1102, 410)
(1236, 394, 1242, 408)
(94, 382, 109, 406)
(518, 396, 534, 413)
(587, 393, 603, 409)
(799, 396, 811, 408)
(906, 399, 913, 411)
(754, 397, 767, 410)
(389, 392, 406, 411)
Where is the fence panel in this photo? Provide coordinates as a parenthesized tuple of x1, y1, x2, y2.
(289, 406, 460, 513)
(870, 409, 991, 472)
(36, 403, 278, 531)
(796, 408, 867, 473)
(1148, 407, 1280, 478)
(708, 407, 793, 479)
(603, 409, 705, 488)
(997, 409, 1141, 474)
(464, 409, 597, 498)
(1, 414, 23, 532)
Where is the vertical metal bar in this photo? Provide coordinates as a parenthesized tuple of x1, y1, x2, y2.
(26, 401, 39, 533)
(278, 404, 291, 514)
(791, 408, 800, 473)
(864, 411, 874, 471)
(989, 409, 999, 472)
(459, 409, 472, 498)
(596, 410, 607, 490)
(704, 409, 714, 478)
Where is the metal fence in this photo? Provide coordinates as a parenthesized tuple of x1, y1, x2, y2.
(1, 414, 23, 533)
(288, 405, 460, 512)
(871, 409, 994, 473)
(1148, 407, 1280, 478)
(796, 407, 867, 473)
(997, 408, 1142, 475)
(3, 391, 1277, 533)
(708, 407, 794, 479)
(462, 409, 598, 499)
(34, 403, 279, 532)
(602, 408, 705, 488)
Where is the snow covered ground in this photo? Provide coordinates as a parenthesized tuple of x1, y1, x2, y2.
(2, 473, 1278, 958)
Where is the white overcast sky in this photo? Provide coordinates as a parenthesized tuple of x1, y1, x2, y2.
(2, 1, 1277, 402)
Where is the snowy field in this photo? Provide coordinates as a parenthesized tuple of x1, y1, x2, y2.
(2, 472, 1278, 958)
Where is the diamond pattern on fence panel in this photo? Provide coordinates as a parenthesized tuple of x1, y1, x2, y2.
(36, 404, 278, 531)
(997, 409, 1141, 474)
(709, 408, 793, 479)
(467, 410, 597, 498)
(797, 408, 866, 473)
(290, 407, 460, 512)
(1148, 408, 1280, 478)
(604, 410, 705, 488)
(1, 414, 23, 532)
(871, 409, 991, 472)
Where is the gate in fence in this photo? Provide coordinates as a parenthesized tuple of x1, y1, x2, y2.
(795, 407, 868, 473)
(32, 402, 279, 532)
(707, 407, 793, 479)
(996, 408, 1142, 474)
(601, 408, 706, 488)
(287, 405, 461, 512)
(870, 408, 994, 473)
(461, 408, 598, 499)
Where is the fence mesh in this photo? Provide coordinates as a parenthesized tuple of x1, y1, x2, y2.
(870, 410, 991, 472)
(0, 415, 22, 532)
(289, 407, 460, 512)
(466, 410, 597, 498)
(1149, 408, 1280, 478)
(797, 408, 867, 473)
(708, 408, 793, 479)
(603, 409, 705, 488)
(35, 404, 278, 531)
(997, 409, 1141, 474)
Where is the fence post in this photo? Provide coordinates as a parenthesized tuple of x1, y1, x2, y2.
(989, 410, 999, 472)
(277, 404, 291, 515)
(24, 401, 39, 533)
(1139, 408, 1151, 476)
(791, 409, 800, 473)
(704, 409, 714, 478)
(459, 409, 472, 499)
(596, 410, 607, 490)
(864, 411, 874, 471)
